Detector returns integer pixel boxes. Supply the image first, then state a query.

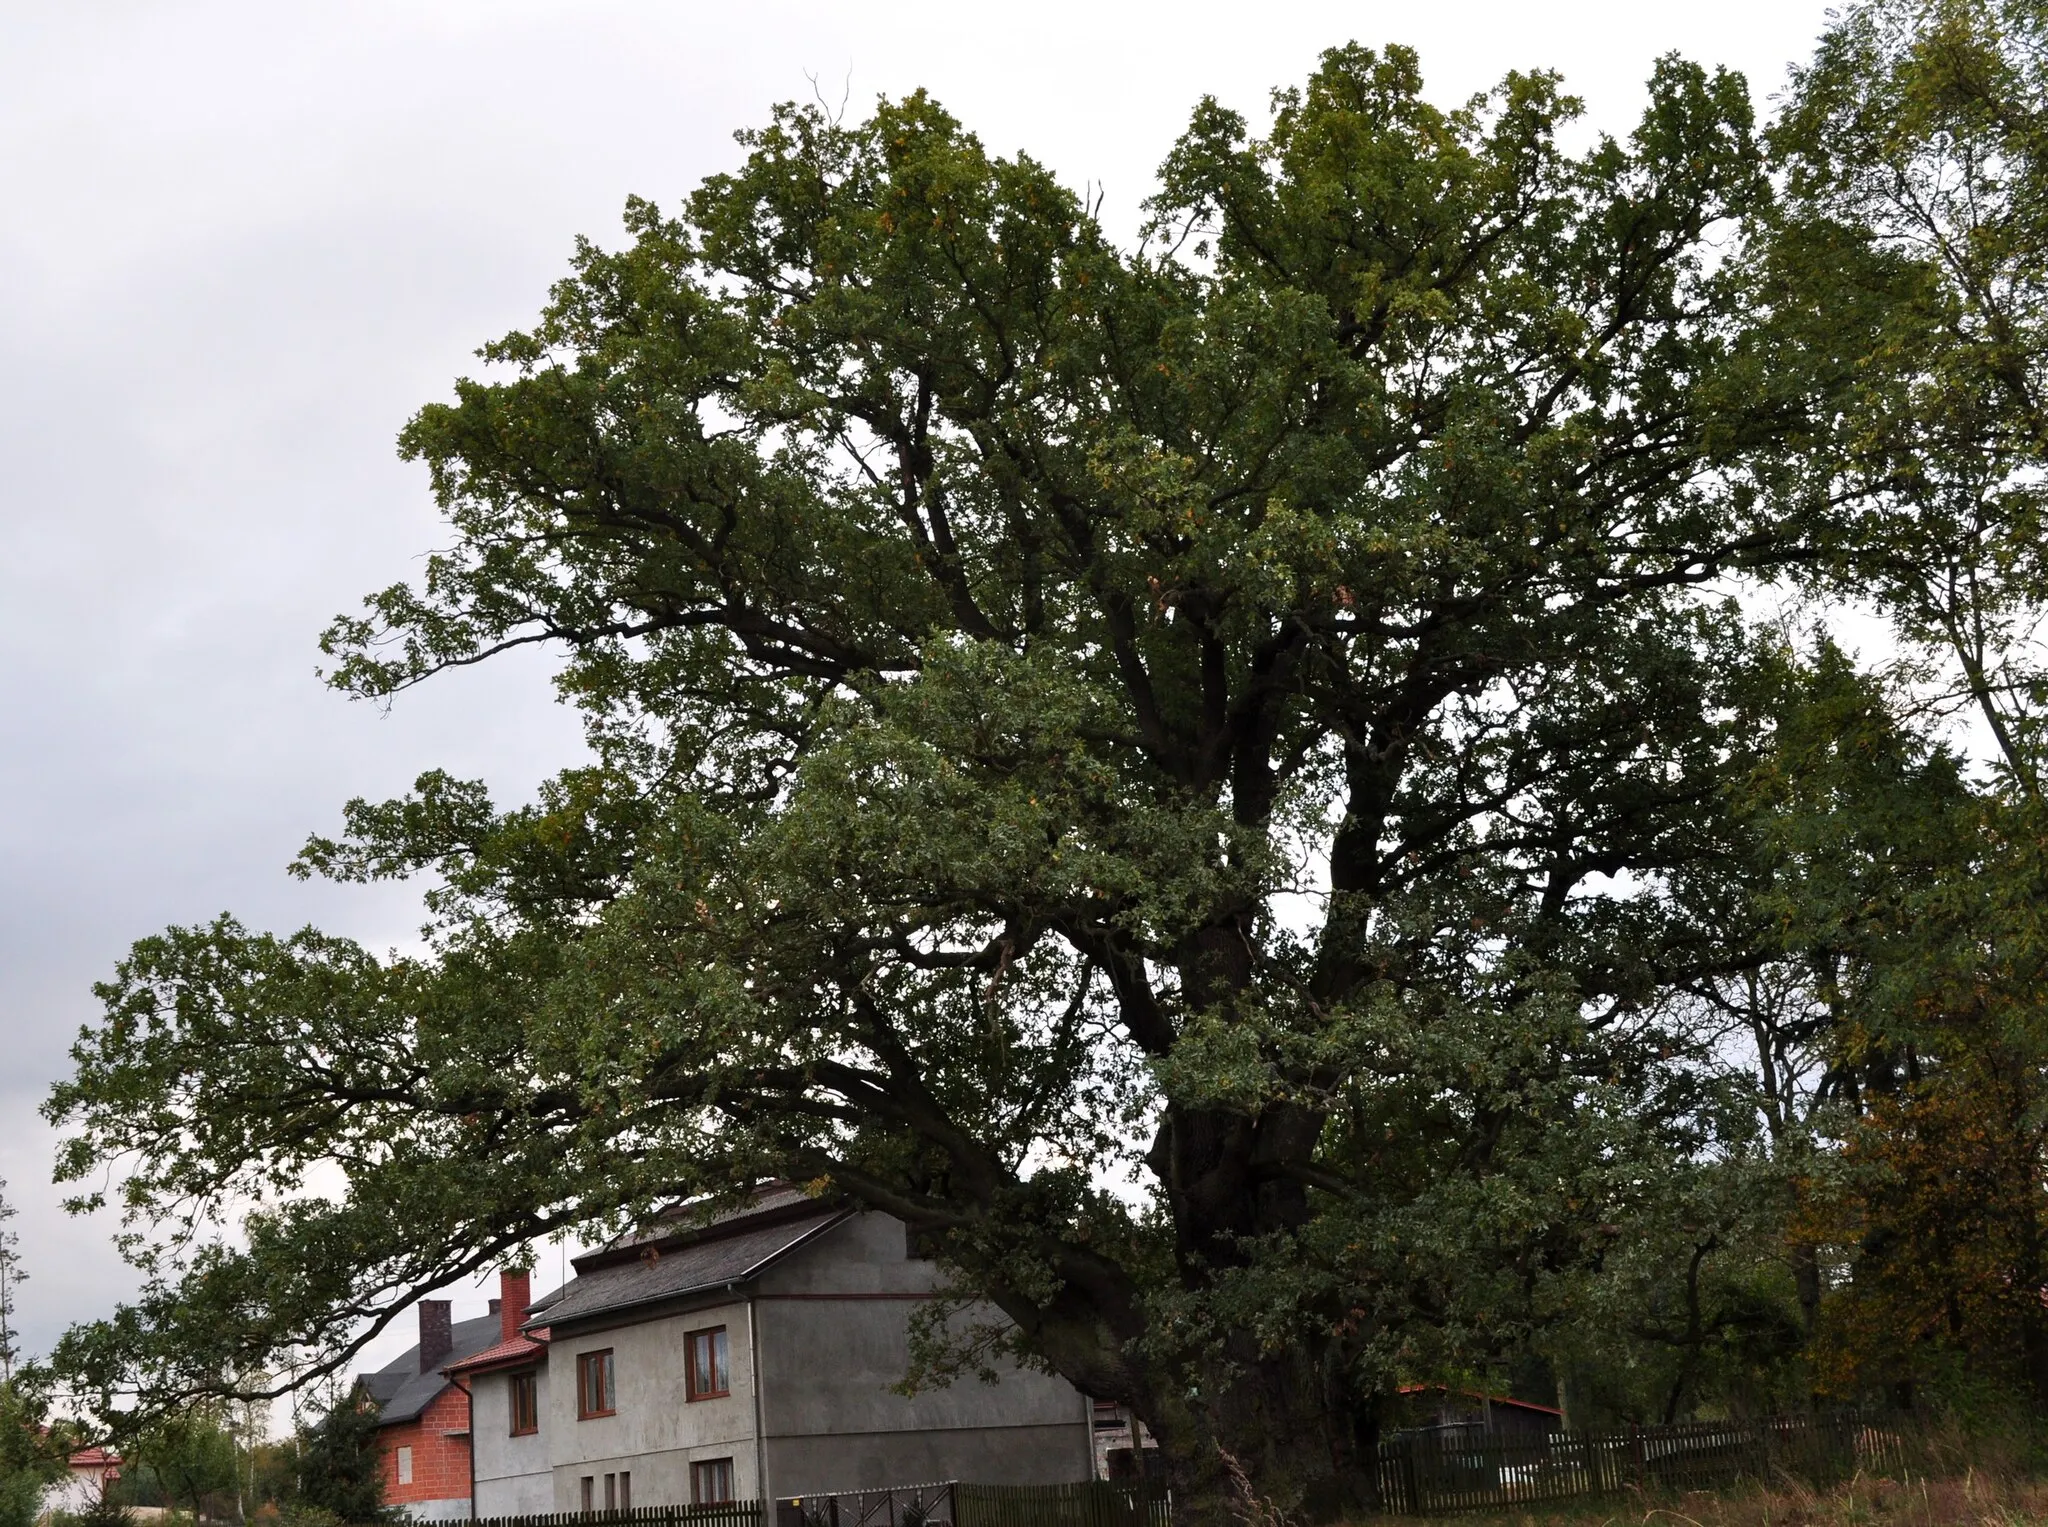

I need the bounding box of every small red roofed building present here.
[42,1446,121,1518]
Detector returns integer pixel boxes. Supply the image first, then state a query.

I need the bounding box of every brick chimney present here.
[418,1299,453,1373]
[499,1269,532,1344]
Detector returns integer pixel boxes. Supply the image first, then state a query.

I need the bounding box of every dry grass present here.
[1360,1469,2048,1527]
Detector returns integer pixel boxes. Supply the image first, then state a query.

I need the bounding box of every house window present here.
[691,1458,735,1505]
[580,1476,594,1513]
[395,1446,413,1486]
[619,1472,631,1511]
[604,1473,617,1510]
[686,1326,729,1400]
[509,1370,538,1435]
[577,1349,615,1418]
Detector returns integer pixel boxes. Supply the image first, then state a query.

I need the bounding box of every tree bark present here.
[1146,1340,1372,1527]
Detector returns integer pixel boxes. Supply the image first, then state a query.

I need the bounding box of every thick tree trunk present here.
[1146,1342,1372,1527]
[1097,919,1380,1522]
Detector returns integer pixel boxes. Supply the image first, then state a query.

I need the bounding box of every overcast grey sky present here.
[0,0,1838,1383]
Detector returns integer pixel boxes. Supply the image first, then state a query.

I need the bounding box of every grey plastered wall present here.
[754,1212,1093,1495]
[469,1365,555,1516]
[547,1296,763,1508]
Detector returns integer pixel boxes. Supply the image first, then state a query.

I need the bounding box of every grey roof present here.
[358,1311,505,1426]
[536,1207,845,1330]
[600,1185,823,1256]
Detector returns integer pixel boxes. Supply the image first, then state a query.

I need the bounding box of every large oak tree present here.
[47,43,1819,1514]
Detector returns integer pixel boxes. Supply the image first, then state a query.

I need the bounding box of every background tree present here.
[1770,0,2048,793]
[1499,641,1954,1427]
[44,36,1864,1517]
[292,1389,387,1527]
[132,1405,243,1525]
[0,1381,68,1527]
[0,1178,24,1384]
[1751,0,2048,1417]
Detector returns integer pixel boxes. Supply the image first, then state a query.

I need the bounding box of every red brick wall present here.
[377,1384,472,1506]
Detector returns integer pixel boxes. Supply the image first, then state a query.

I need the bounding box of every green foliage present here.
[1768,0,2048,790]
[39,37,1814,1509]
[0,1381,66,1483]
[132,1406,241,1522]
[0,1475,41,1527]
[68,1488,138,1527]
[50,6,2048,1512]
[0,1381,67,1527]
[1750,0,2048,1415]
[247,1440,299,1517]
[294,1392,388,1526]
[274,1506,349,1527]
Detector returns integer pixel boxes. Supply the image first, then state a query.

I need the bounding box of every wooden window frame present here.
[576,1348,616,1419]
[685,1325,730,1401]
[691,1458,735,1505]
[508,1369,539,1436]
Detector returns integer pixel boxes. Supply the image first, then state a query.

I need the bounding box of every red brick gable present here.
[376,1382,471,1505]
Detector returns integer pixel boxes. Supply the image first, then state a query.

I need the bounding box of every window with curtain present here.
[577,1349,615,1418]
[509,1370,539,1435]
[686,1326,729,1400]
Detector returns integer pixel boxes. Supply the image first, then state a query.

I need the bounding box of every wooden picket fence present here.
[1375,1411,1914,1515]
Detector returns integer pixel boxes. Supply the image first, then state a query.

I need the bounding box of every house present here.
[1086,1400,1162,1481]
[1391,1385,1563,1444]
[40,1447,120,1519]
[358,1280,536,1520]
[448,1186,1094,1514]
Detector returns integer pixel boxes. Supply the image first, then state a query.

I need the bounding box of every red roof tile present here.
[443,1329,548,1376]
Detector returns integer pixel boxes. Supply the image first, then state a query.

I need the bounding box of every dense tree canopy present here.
[42,2,2048,1515]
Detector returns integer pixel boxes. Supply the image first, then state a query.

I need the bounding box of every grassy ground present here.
[1365,1470,2048,1526]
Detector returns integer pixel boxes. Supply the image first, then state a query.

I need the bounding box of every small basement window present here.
[691,1458,734,1505]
